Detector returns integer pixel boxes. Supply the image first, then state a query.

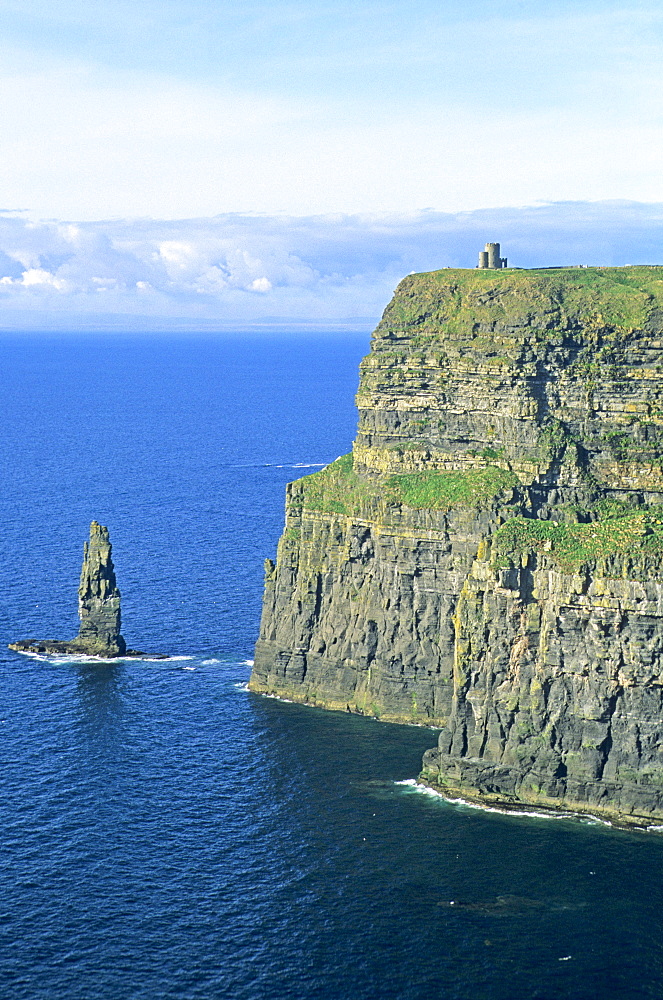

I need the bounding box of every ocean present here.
[1,332,662,1000]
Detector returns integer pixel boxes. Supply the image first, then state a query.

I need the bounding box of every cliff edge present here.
[250,266,663,827]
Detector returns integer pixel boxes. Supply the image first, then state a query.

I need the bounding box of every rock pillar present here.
[8,520,136,658]
[76,521,126,656]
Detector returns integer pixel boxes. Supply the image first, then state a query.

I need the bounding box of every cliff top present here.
[376,265,663,343]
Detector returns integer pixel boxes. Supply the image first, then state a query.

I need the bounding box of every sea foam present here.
[395,779,613,827]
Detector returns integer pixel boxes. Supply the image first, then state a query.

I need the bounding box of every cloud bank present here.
[0,201,662,331]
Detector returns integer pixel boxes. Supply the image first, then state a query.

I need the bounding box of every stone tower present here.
[477,242,507,269]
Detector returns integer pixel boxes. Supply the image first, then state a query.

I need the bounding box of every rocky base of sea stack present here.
[7,639,153,658]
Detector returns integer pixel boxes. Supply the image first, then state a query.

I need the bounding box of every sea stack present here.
[10,521,132,658]
[76,521,126,656]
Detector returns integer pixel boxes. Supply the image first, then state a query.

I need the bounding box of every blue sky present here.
[1,1,662,326]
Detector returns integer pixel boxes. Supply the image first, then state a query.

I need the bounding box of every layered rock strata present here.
[9,521,148,658]
[250,266,663,826]
[421,524,663,827]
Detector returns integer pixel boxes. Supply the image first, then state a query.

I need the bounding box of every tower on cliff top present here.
[477,242,507,269]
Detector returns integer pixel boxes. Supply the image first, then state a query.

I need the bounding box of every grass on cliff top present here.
[377,266,663,342]
[295,454,519,515]
[494,507,663,572]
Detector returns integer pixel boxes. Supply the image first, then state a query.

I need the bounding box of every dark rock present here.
[76,520,126,656]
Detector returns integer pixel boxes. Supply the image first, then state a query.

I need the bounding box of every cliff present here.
[250,265,663,827]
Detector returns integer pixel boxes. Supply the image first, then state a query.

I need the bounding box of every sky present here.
[1,0,663,328]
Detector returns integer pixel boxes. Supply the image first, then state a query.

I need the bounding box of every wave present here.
[17,651,126,665]
[197,657,252,667]
[13,651,56,662]
[13,650,196,665]
[394,779,614,827]
[130,655,194,663]
[263,462,326,469]
[212,461,328,469]
[261,691,297,704]
[39,653,112,665]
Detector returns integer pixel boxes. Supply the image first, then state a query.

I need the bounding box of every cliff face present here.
[354,267,663,493]
[421,531,663,826]
[254,473,516,723]
[250,266,663,826]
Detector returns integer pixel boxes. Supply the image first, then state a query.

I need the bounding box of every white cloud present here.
[20,268,69,290]
[249,277,272,293]
[158,242,199,268]
[0,266,70,291]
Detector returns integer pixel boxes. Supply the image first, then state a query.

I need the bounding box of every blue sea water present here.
[1,332,663,1000]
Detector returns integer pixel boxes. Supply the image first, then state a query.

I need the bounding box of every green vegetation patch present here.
[386,466,520,510]
[376,266,663,346]
[494,508,663,571]
[293,454,520,516]
[294,454,378,516]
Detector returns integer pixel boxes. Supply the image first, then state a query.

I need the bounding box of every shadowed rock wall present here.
[254,483,512,724]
